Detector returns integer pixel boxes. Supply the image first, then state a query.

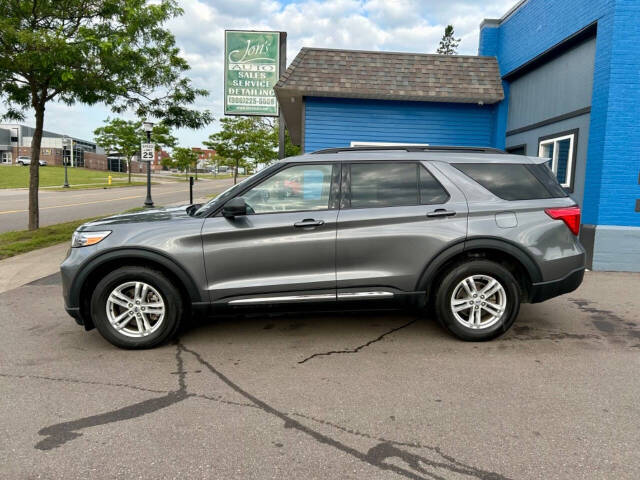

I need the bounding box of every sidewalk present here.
[0,243,68,294]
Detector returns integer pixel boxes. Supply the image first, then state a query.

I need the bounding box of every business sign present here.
[224,30,280,116]
[140,143,155,162]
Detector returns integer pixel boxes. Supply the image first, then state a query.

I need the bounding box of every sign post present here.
[141,127,155,208]
[278,33,286,159]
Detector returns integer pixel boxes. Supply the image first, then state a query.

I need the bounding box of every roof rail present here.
[311,145,506,155]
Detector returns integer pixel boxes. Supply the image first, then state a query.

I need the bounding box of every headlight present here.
[71,230,112,248]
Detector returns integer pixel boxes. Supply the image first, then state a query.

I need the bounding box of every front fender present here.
[65,247,204,311]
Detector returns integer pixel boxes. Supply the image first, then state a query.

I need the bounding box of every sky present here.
[20,0,517,149]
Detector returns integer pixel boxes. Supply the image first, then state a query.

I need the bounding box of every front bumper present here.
[529,267,585,303]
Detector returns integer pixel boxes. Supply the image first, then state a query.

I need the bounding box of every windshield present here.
[193,164,280,217]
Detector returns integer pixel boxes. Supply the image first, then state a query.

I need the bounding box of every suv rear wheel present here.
[435,260,520,341]
[90,266,183,349]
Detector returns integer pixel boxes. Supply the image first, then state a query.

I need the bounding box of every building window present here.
[538,130,577,190]
[506,144,526,155]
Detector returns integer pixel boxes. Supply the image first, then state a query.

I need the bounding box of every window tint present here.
[241,164,333,214]
[526,163,568,198]
[454,163,567,200]
[419,166,449,204]
[350,163,418,208]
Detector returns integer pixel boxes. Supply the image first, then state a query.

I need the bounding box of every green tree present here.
[436,25,461,55]
[204,117,277,184]
[171,147,198,180]
[0,0,212,230]
[161,156,176,170]
[94,119,177,183]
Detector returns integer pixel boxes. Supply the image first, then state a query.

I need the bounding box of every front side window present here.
[241,164,333,214]
[538,132,576,189]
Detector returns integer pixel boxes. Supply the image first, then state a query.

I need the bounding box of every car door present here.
[336,160,468,296]
[201,162,340,304]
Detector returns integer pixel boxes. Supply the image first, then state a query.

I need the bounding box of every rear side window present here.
[350,163,418,208]
[454,163,568,200]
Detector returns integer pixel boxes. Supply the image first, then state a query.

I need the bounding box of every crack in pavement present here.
[181,343,511,480]
[1,373,258,411]
[0,372,170,395]
[34,344,193,450]
[297,318,418,364]
[29,340,510,478]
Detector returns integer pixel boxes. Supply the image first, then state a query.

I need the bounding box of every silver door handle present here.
[294,219,325,228]
[427,209,456,218]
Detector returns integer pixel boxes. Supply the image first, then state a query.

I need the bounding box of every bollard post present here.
[189,176,194,204]
[108,175,112,186]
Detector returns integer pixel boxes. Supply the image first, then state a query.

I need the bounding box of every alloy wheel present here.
[450,274,507,330]
[105,281,165,337]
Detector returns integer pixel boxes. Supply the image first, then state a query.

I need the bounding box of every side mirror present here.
[222,197,247,218]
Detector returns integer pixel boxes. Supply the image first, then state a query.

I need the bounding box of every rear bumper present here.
[529,267,585,303]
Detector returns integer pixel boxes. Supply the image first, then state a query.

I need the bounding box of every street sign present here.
[224,30,281,116]
[140,143,155,162]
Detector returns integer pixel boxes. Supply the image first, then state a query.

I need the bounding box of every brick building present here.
[275,0,640,271]
[191,147,217,169]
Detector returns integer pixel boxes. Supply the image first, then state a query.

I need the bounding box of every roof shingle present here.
[275,48,504,104]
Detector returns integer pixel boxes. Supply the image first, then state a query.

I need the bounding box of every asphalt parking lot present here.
[1,271,639,479]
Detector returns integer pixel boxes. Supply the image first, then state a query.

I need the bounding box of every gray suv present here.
[61,146,585,348]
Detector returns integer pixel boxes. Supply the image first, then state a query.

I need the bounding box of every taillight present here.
[544,206,581,235]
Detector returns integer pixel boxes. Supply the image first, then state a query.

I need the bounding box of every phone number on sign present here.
[227,96,276,106]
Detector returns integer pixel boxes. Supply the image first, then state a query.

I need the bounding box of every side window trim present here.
[418,162,451,205]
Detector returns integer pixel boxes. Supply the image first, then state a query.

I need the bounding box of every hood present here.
[79,205,199,230]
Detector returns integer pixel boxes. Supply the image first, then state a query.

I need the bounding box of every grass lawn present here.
[170,173,246,181]
[0,207,149,260]
[0,217,98,260]
[0,165,133,189]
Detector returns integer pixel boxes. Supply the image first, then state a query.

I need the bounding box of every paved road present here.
[0,178,234,232]
[1,271,639,479]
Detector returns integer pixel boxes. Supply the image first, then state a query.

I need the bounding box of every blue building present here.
[275,0,640,272]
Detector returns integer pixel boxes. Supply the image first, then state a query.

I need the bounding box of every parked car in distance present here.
[16,156,47,166]
[61,145,585,349]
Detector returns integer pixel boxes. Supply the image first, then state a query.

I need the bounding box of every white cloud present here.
[34,0,517,148]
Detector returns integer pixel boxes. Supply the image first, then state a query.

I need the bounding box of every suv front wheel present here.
[435,260,520,341]
[90,266,183,349]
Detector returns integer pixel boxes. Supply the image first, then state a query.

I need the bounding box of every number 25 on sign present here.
[141,143,155,162]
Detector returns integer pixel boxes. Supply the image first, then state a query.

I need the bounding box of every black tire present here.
[434,260,520,341]
[90,266,183,349]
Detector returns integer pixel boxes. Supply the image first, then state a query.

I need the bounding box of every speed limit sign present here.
[141,143,155,162]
